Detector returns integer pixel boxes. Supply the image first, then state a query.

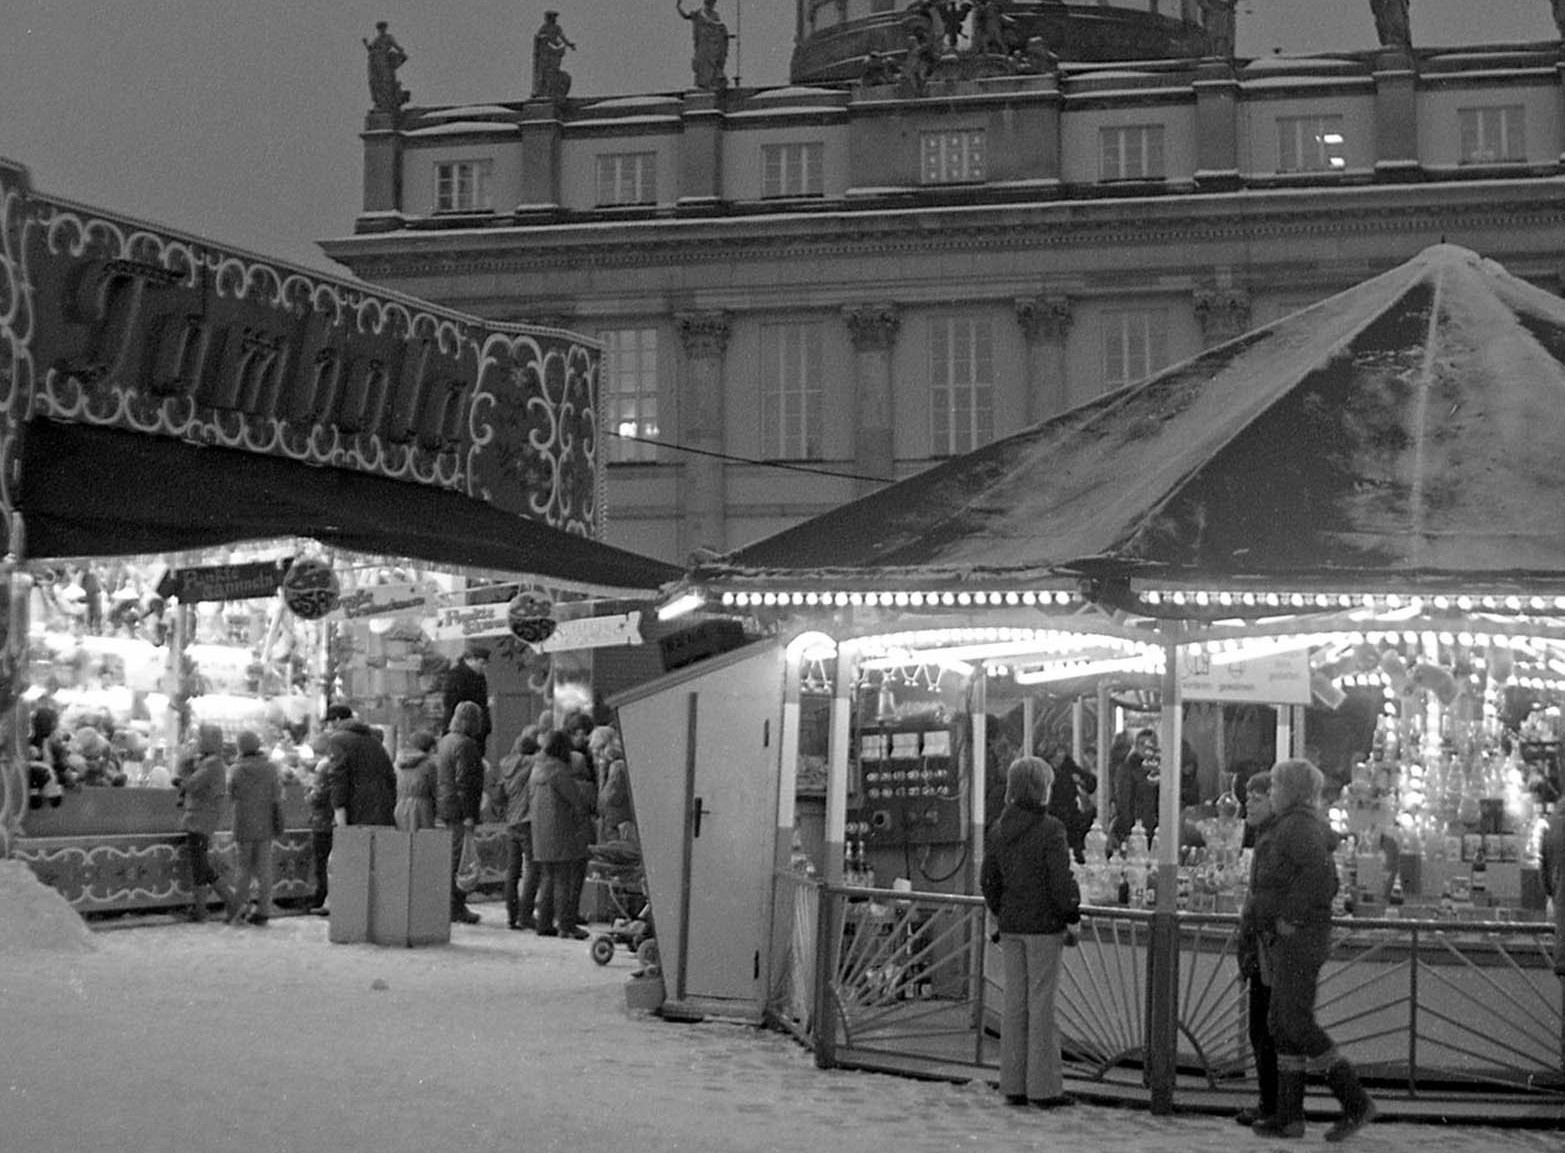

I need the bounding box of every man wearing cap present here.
[443,646,494,762]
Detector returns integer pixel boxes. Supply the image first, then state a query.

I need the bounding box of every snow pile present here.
[0,859,97,954]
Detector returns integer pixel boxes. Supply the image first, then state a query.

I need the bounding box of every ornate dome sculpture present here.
[791,0,1209,84]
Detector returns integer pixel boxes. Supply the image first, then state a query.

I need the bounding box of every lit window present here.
[760,324,824,460]
[1458,106,1525,165]
[1102,309,1169,388]
[598,328,660,463]
[930,318,994,456]
[762,142,824,198]
[595,153,658,206]
[1099,125,1166,181]
[434,160,493,212]
[1276,116,1346,174]
[921,130,986,184]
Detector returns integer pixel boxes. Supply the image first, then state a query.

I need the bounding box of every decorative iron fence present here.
[766,874,1565,1116]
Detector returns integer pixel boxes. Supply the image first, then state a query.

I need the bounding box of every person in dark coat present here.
[1112,728,1161,847]
[436,701,487,924]
[176,723,239,923]
[393,729,439,832]
[325,704,397,828]
[304,723,339,914]
[1541,805,1565,976]
[227,729,284,925]
[980,756,1081,1109]
[1233,771,1277,1127]
[441,645,493,761]
[490,727,541,930]
[1247,758,1375,1142]
[1042,745,1098,862]
[529,728,592,939]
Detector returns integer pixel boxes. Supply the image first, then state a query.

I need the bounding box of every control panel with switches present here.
[851,724,965,845]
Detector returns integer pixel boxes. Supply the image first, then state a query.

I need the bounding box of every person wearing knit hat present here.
[228,729,285,925]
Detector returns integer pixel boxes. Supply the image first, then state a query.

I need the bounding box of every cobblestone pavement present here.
[1,909,1559,1153]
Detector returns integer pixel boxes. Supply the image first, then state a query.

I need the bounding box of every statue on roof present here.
[1552,0,1565,41]
[1369,0,1411,49]
[532,10,576,99]
[364,21,411,113]
[677,0,732,91]
[1198,0,1237,59]
[971,0,1016,56]
[933,2,973,50]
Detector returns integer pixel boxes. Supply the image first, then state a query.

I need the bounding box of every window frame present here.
[1275,115,1346,175]
[761,141,825,199]
[1458,104,1526,166]
[433,159,493,213]
[928,316,996,457]
[595,152,659,206]
[1101,308,1170,390]
[598,327,661,464]
[759,322,825,461]
[1098,123,1166,182]
[920,129,987,185]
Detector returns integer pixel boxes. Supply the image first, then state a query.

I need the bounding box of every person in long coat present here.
[490,728,542,929]
[227,729,284,925]
[1247,758,1375,1141]
[324,705,397,828]
[436,701,487,924]
[393,729,439,832]
[529,728,592,939]
[176,724,239,923]
[980,756,1082,1109]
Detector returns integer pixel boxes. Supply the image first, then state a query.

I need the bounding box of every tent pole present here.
[824,642,857,885]
[1147,635,1182,1114]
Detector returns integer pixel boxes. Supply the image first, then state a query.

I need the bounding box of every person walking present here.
[491,728,542,930]
[393,730,439,832]
[227,729,284,926]
[980,755,1082,1109]
[176,724,239,923]
[530,728,592,939]
[436,701,487,924]
[1233,770,1278,1127]
[1248,758,1375,1142]
[324,704,397,829]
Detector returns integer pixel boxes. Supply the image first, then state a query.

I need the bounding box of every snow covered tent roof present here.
[697,245,1565,596]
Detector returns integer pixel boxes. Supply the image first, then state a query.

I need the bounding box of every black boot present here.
[188,884,211,923]
[1252,1059,1305,1138]
[1323,1058,1376,1142]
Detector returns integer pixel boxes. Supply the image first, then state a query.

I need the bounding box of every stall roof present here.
[17,420,682,596]
[698,245,1565,595]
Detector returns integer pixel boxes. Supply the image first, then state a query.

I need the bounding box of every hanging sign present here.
[155,559,290,604]
[328,582,437,622]
[426,602,512,642]
[1179,647,1312,706]
[536,611,643,653]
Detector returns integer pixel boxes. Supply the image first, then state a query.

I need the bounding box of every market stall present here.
[615,245,1565,1096]
[0,159,680,913]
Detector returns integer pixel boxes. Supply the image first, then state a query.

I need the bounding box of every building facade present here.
[322,3,1565,566]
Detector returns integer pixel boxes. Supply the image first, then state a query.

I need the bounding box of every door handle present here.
[693,795,711,837]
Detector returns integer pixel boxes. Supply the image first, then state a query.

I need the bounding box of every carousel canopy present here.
[699,245,1565,596]
[17,420,682,595]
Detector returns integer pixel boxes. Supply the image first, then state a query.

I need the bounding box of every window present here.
[760,323,824,460]
[1459,106,1525,165]
[1276,116,1345,174]
[598,328,660,463]
[1099,124,1165,181]
[921,130,986,184]
[930,318,994,456]
[761,142,824,198]
[1102,309,1169,388]
[434,160,492,212]
[595,152,658,205]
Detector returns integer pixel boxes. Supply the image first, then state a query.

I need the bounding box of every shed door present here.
[678,676,779,1004]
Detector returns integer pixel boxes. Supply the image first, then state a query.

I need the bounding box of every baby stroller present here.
[585,832,657,969]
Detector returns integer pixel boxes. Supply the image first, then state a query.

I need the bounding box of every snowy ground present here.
[0,860,1560,1153]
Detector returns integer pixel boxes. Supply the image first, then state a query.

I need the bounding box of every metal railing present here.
[766,873,1565,1114]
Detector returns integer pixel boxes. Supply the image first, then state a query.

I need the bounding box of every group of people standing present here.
[176,724,286,926]
[981,753,1375,1140]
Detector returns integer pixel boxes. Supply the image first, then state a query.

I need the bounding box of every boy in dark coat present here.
[324,705,397,828]
[436,701,487,924]
[228,729,284,925]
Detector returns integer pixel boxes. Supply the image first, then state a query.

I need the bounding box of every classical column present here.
[674,310,731,559]
[1193,286,1252,349]
[843,303,900,497]
[1014,295,1072,423]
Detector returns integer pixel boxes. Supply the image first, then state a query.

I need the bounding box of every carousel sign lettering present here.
[155,560,290,604]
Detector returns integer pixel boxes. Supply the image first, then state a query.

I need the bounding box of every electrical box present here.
[852,723,965,845]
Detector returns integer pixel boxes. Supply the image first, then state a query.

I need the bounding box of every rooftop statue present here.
[1370,0,1411,49]
[1198,0,1237,59]
[933,2,973,50]
[532,10,576,99]
[971,0,1016,56]
[364,20,411,113]
[1554,0,1565,41]
[677,0,732,91]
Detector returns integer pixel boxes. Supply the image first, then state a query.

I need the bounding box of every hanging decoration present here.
[280,557,341,620]
[506,590,556,644]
